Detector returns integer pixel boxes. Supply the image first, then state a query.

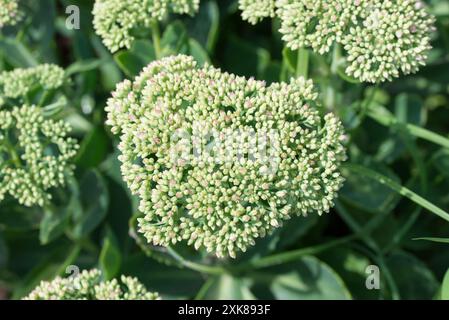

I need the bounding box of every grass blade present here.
[343,164,449,223]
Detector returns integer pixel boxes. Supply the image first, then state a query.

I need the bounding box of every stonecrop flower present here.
[240,0,434,83]
[106,55,346,258]
[0,105,78,207]
[24,269,160,300]
[93,0,200,53]
[0,64,65,103]
[239,0,276,25]
[0,0,22,28]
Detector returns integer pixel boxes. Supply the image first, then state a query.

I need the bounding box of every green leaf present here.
[188,39,210,66]
[99,227,122,280]
[367,105,449,150]
[203,275,256,300]
[72,170,109,238]
[282,47,296,72]
[75,126,110,169]
[343,163,449,223]
[394,94,425,126]
[65,59,105,76]
[386,251,438,299]
[114,51,146,78]
[442,268,449,300]
[413,237,449,244]
[39,207,70,245]
[340,160,400,214]
[0,38,38,67]
[250,258,351,300]
[185,0,220,53]
[161,21,189,56]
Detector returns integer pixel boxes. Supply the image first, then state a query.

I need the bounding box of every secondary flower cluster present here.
[93,0,200,53]
[0,64,65,104]
[106,55,346,258]
[240,0,435,83]
[0,0,22,28]
[0,105,78,207]
[24,269,160,300]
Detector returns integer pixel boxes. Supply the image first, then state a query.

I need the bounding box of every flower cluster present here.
[240,0,434,83]
[106,55,346,258]
[0,105,78,207]
[238,0,276,25]
[0,0,22,28]
[93,0,200,53]
[0,64,65,104]
[24,269,160,300]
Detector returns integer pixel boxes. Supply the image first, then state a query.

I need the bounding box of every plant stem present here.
[296,48,309,79]
[151,20,162,59]
[343,163,449,223]
[166,246,226,275]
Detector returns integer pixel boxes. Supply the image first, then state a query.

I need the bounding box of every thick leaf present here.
[0,38,38,67]
[203,275,256,300]
[442,268,449,300]
[394,94,426,126]
[185,0,220,53]
[39,207,70,245]
[386,251,438,299]
[340,160,400,214]
[75,126,110,169]
[0,205,41,231]
[249,258,351,300]
[161,21,189,56]
[99,227,122,280]
[72,170,109,238]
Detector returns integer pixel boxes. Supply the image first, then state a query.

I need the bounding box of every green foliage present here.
[0,0,448,300]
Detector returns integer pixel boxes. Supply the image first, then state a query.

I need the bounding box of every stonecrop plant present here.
[93,0,200,52]
[106,54,347,258]
[0,0,22,28]
[1,0,449,302]
[24,269,159,300]
[0,64,77,207]
[240,0,435,83]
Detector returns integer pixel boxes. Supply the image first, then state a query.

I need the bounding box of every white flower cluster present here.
[93,0,200,53]
[106,55,346,258]
[238,0,276,25]
[240,0,435,83]
[24,269,160,300]
[0,0,22,28]
[0,105,78,207]
[0,64,65,104]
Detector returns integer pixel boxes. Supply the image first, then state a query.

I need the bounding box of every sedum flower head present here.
[0,64,65,103]
[106,55,346,258]
[239,0,276,25]
[341,0,435,83]
[24,269,160,300]
[93,0,200,53]
[0,0,22,28]
[0,105,78,207]
[242,0,434,83]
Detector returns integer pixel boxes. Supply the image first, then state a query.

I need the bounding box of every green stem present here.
[367,107,449,149]
[166,246,226,275]
[151,20,162,59]
[343,163,449,223]
[296,48,309,79]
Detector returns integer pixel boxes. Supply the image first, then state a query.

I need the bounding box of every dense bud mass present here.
[0,105,78,207]
[240,0,435,83]
[93,0,200,53]
[24,269,160,300]
[0,0,22,28]
[0,64,65,103]
[106,55,346,258]
[238,0,276,25]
